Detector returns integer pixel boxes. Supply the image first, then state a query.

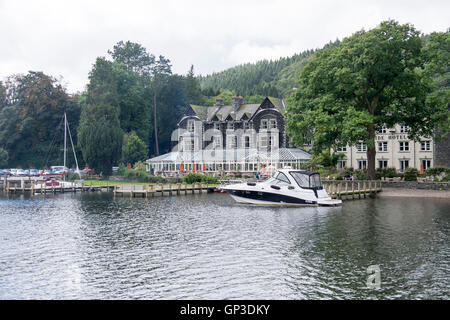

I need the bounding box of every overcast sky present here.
[0,0,448,93]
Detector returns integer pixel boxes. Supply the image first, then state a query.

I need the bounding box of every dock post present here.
[363,181,367,198]
[358,182,361,199]
[337,182,341,199]
[351,182,354,199]
[31,181,35,195]
[345,182,348,200]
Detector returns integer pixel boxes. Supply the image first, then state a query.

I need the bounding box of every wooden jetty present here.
[0,177,214,197]
[113,182,213,198]
[322,180,382,200]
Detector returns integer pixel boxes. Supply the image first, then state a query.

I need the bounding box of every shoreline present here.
[378,187,450,199]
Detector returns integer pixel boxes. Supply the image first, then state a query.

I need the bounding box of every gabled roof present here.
[186,97,285,123]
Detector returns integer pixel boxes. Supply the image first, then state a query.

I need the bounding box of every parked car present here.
[0,169,7,176]
[16,169,26,176]
[82,168,95,175]
[29,169,39,176]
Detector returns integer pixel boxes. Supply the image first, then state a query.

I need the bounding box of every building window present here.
[378,142,388,152]
[227,122,234,130]
[214,122,220,131]
[420,141,431,151]
[378,160,388,168]
[400,125,409,133]
[337,146,347,152]
[213,136,221,149]
[421,159,431,170]
[338,160,347,169]
[261,119,268,130]
[184,139,194,151]
[269,119,277,129]
[228,135,237,148]
[357,142,367,152]
[188,120,195,133]
[243,121,251,130]
[378,125,387,134]
[399,141,409,152]
[400,160,409,171]
[358,160,367,170]
[244,136,250,148]
[260,136,268,149]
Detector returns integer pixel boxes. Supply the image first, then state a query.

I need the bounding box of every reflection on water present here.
[0,192,448,299]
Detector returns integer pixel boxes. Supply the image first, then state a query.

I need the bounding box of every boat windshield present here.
[290,171,322,189]
[265,172,291,186]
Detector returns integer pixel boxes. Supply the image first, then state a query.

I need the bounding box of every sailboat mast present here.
[64,113,67,181]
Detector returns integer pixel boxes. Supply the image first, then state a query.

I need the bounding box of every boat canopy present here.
[289,171,322,189]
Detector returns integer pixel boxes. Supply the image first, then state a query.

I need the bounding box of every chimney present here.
[232,96,244,110]
[214,98,224,107]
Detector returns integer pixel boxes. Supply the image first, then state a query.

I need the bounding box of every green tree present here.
[78,58,123,176]
[0,147,8,167]
[185,65,203,104]
[151,55,172,156]
[287,20,448,179]
[0,72,79,168]
[122,132,148,166]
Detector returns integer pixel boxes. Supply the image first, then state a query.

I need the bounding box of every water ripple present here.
[0,193,449,299]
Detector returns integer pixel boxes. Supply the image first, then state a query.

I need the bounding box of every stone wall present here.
[434,132,450,167]
[381,181,449,190]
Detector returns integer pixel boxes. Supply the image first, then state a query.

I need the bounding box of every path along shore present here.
[379,188,450,199]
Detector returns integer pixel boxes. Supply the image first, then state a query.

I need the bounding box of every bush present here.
[426,166,450,176]
[404,168,418,181]
[182,173,218,184]
[117,168,165,183]
[355,169,367,180]
[134,161,147,172]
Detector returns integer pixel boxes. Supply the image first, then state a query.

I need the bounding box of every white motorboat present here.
[220,169,342,207]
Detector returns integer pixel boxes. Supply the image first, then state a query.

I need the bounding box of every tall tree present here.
[108,40,155,75]
[286,20,448,179]
[151,55,172,156]
[185,65,203,104]
[77,58,123,176]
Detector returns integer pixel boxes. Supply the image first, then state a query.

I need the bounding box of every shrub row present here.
[182,173,218,184]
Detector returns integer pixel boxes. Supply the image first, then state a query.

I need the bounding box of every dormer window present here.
[400,125,409,133]
[261,119,268,130]
[243,121,251,130]
[214,122,220,131]
[227,122,234,130]
[269,119,277,129]
[188,120,195,133]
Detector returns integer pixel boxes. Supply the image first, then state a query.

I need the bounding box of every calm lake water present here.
[0,192,449,300]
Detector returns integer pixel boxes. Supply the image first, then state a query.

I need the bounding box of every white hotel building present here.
[333,125,434,171]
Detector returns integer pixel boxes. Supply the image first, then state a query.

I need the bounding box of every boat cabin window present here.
[274,172,290,185]
[289,171,322,189]
[266,172,291,186]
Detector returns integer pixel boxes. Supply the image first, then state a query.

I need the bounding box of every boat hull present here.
[225,189,320,206]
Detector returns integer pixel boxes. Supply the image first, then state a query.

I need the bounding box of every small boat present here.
[220,169,342,207]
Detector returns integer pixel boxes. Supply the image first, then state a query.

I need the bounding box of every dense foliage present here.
[122,132,149,166]
[199,40,339,98]
[0,73,81,168]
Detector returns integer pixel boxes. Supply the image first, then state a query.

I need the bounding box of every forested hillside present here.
[198,40,340,98]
